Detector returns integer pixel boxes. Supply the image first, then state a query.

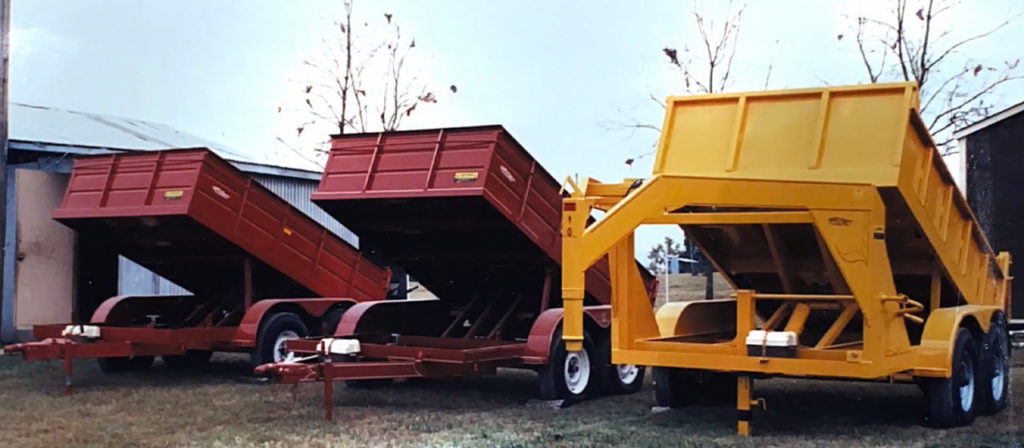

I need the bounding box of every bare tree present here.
[608,2,748,169]
[847,0,1022,152]
[277,1,442,166]
[662,3,746,95]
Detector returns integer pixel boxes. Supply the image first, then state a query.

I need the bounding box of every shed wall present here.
[964,111,1024,319]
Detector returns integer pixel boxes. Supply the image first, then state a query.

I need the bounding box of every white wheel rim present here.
[563,350,591,395]
[992,349,1007,401]
[959,356,975,412]
[273,330,300,363]
[616,364,640,385]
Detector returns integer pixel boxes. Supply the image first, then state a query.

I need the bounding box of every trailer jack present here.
[735,376,766,436]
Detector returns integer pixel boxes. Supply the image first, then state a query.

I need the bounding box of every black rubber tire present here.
[320,305,350,337]
[653,367,686,407]
[97,355,155,373]
[538,328,596,400]
[924,327,979,428]
[978,314,1010,415]
[594,332,645,395]
[250,312,308,367]
[653,368,734,407]
[162,350,214,368]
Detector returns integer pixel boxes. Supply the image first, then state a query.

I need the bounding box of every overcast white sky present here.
[10,0,1024,253]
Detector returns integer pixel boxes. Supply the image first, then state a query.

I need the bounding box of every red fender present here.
[90,295,199,324]
[90,295,140,323]
[234,298,357,346]
[522,305,610,365]
[334,299,450,337]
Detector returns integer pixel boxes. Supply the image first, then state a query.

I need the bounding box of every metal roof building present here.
[1,103,355,341]
[955,100,1024,325]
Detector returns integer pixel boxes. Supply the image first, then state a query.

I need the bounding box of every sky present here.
[10,0,1024,256]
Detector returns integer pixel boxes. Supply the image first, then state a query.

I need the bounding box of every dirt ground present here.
[0,351,1021,448]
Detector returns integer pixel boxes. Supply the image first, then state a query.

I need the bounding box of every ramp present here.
[54,148,390,302]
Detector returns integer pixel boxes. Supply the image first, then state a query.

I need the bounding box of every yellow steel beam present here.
[762,302,792,331]
[753,294,856,301]
[580,178,643,197]
[783,303,811,335]
[737,376,753,436]
[814,302,859,349]
[620,343,919,378]
[735,290,755,346]
[644,211,814,225]
[575,176,877,272]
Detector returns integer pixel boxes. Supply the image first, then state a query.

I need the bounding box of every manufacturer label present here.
[828,216,852,226]
[212,185,231,200]
[454,172,479,183]
[499,165,516,183]
[163,190,184,200]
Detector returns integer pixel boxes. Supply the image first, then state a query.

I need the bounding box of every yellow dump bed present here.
[654,82,1008,310]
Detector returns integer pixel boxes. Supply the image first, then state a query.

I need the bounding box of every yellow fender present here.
[915,305,1000,377]
[655,299,737,338]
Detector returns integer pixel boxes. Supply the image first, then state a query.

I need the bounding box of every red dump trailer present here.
[256,126,657,419]
[3,149,390,392]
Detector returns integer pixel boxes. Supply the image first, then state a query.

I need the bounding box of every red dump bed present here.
[314,126,644,307]
[54,148,390,301]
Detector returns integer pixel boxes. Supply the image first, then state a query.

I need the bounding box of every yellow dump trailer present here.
[560,82,1012,435]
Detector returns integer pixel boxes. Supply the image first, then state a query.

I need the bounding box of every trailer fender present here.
[90,295,201,324]
[235,298,357,347]
[334,300,451,337]
[655,299,736,338]
[916,305,999,377]
[523,306,610,365]
[90,296,141,324]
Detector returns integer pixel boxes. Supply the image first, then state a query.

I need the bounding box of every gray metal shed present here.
[1,103,354,341]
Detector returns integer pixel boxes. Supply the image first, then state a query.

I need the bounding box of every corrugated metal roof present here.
[252,174,358,246]
[7,102,322,175]
[7,102,359,245]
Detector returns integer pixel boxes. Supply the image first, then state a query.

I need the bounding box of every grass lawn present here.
[0,350,1021,447]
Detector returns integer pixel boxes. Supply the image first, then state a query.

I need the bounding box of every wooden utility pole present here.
[0,0,10,328]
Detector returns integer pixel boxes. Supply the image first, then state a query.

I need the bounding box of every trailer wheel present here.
[924,327,978,428]
[162,350,213,368]
[319,305,351,337]
[653,367,687,407]
[539,329,595,400]
[595,333,645,394]
[653,368,734,407]
[978,314,1010,415]
[251,312,308,367]
[97,355,155,373]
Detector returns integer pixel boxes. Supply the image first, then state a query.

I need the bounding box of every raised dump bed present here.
[55,148,388,301]
[313,125,614,307]
[561,82,1012,435]
[258,126,656,419]
[5,149,391,389]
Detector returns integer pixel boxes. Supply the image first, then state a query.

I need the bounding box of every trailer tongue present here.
[3,149,390,391]
[255,126,656,419]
